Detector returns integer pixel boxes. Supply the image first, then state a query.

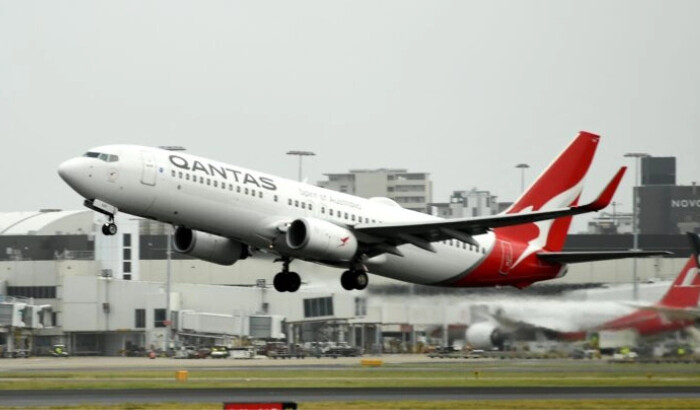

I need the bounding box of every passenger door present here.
[140,151,157,186]
[498,240,513,276]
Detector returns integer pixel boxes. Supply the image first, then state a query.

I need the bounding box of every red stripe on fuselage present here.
[450,235,562,288]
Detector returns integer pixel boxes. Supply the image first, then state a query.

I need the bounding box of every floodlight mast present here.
[286,150,316,182]
[624,152,650,301]
[515,163,530,193]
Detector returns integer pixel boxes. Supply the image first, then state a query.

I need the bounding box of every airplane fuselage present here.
[59,145,565,287]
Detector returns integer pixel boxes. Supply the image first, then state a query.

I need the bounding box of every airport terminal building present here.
[0,211,404,356]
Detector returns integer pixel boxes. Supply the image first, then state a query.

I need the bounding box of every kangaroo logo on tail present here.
[496,132,600,268]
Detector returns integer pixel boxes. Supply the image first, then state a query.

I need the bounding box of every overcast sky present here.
[1,0,699,232]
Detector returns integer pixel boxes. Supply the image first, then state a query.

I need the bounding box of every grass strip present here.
[0,368,698,389]
[2,399,700,409]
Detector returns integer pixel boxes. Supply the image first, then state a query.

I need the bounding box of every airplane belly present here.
[366,233,495,285]
[367,246,482,284]
[169,192,255,237]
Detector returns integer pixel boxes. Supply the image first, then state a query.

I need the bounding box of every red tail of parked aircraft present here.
[602,233,700,335]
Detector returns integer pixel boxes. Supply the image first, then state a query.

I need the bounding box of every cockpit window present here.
[84,152,119,162]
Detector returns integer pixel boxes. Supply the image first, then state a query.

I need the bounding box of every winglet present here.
[584,166,626,211]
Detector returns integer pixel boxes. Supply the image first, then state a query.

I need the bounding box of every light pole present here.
[610,201,622,230]
[624,152,649,300]
[164,224,172,355]
[286,150,316,182]
[515,163,530,193]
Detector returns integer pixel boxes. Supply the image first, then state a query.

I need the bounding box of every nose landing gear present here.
[84,199,119,236]
[101,221,118,236]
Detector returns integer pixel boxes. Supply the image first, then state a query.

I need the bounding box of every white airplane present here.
[466,233,700,349]
[58,131,668,292]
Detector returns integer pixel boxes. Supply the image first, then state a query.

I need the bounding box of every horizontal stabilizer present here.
[538,250,673,264]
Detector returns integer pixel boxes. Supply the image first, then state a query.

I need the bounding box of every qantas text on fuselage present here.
[168,155,277,191]
[58,132,669,292]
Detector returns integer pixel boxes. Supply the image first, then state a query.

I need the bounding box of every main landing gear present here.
[341,269,369,291]
[273,258,301,293]
[271,258,369,292]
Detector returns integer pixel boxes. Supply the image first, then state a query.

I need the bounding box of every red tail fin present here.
[657,233,700,308]
[497,131,600,251]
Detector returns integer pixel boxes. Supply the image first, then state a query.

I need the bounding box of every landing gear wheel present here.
[287,272,301,292]
[273,271,301,292]
[273,272,288,292]
[354,271,369,290]
[101,223,118,236]
[341,270,356,291]
[341,270,369,290]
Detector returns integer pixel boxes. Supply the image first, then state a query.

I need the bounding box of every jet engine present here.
[466,322,506,350]
[173,227,247,266]
[286,217,358,261]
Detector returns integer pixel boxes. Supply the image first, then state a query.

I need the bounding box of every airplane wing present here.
[537,250,673,264]
[354,167,626,256]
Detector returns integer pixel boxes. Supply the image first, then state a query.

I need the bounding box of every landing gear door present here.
[498,241,513,276]
[140,151,157,186]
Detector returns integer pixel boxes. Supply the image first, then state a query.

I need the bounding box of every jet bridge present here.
[0,297,53,357]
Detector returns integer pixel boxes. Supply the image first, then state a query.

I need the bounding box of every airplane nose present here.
[58,158,82,183]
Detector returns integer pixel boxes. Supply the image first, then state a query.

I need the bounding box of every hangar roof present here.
[0,210,93,235]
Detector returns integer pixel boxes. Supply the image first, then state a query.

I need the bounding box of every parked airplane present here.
[58,131,667,292]
[466,233,700,349]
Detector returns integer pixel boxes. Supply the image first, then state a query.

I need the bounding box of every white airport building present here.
[318,169,433,213]
[0,209,687,357]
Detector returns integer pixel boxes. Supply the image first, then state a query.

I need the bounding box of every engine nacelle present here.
[466,322,505,350]
[173,227,247,266]
[286,217,358,262]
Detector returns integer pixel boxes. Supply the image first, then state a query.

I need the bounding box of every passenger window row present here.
[319,206,377,224]
[287,198,313,211]
[440,239,485,254]
[171,170,264,199]
[170,168,386,225]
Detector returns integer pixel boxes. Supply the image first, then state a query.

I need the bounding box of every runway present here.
[1,356,698,406]
[0,355,447,372]
[1,386,699,407]
[4,355,700,373]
